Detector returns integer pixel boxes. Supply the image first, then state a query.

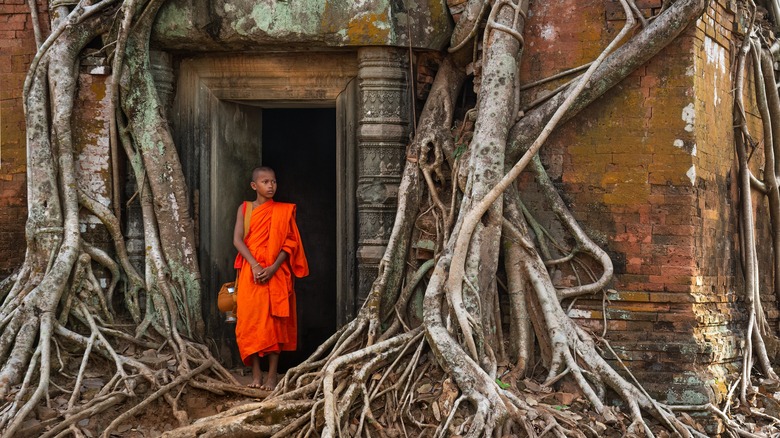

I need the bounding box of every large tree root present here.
[0,0,251,436]
[7,0,780,436]
[160,2,729,437]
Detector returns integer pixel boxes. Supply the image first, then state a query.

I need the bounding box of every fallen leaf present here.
[417,383,432,393]
[36,405,58,421]
[495,378,510,389]
[438,378,459,411]
[53,395,69,408]
[82,378,105,389]
[680,412,705,433]
[20,419,41,432]
[554,391,578,406]
[760,378,780,393]
[523,379,543,392]
[432,401,441,421]
[84,369,103,378]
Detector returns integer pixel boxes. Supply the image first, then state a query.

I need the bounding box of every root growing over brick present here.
[3,0,780,436]
[0,1,252,437]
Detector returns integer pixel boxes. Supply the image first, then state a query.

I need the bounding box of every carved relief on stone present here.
[358,142,405,177]
[357,48,409,124]
[357,207,397,244]
[355,47,411,300]
[149,50,175,121]
[361,88,404,122]
[356,179,400,206]
[357,265,379,304]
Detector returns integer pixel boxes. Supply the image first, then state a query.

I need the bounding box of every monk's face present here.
[252,170,277,200]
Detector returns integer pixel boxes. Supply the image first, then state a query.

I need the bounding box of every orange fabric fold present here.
[234,200,309,365]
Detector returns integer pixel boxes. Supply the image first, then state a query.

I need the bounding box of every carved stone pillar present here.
[149,50,175,121]
[356,47,410,304]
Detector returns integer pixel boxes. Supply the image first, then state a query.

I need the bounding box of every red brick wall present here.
[689,1,749,399]
[74,67,115,257]
[517,0,745,407]
[0,0,48,277]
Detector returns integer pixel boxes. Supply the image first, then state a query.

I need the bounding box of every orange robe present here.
[234,200,308,365]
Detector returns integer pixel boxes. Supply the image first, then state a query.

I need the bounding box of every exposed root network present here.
[5,0,780,437]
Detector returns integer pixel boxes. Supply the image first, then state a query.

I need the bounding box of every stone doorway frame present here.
[171,52,359,334]
[170,48,411,337]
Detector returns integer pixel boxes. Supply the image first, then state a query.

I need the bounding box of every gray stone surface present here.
[152,0,452,51]
[356,47,410,304]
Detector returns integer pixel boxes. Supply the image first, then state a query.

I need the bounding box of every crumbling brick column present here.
[517,0,751,419]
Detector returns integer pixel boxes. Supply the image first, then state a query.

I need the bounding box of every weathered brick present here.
[652,224,696,236]
[0,0,38,277]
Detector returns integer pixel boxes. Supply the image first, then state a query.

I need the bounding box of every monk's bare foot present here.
[249,357,263,389]
[260,373,277,391]
[247,370,263,388]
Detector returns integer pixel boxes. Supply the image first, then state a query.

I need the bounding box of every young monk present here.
[233,166,309,390]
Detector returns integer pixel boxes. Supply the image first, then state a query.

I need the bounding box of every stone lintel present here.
[178,53,359,103]
[152,0,452,52]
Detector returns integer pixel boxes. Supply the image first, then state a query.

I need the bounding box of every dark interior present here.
[262,108,338,369]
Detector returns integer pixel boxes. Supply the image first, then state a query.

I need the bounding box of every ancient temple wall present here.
[0,0,114,277]
[151,0,452,52]
[72,66,115,258]
[517,0,758,409]
[688,1,748,401]
[0,2,769,415]
[0,0,49,276]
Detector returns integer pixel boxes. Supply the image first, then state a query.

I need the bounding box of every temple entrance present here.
[170,53,360,366]
[261,108,338,367]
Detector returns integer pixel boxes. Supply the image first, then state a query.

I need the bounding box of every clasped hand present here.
[251,264,277,283]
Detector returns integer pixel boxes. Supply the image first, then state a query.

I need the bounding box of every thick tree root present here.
[0,0,248,435]
[7,0,780,436]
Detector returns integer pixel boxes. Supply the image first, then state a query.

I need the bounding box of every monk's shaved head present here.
[252,166,275,181]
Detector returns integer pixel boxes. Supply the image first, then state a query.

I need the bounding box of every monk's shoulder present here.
[272,202,297,220]
[272,202,297,211]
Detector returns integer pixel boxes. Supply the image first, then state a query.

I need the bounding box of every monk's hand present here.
[251,264,264,283]
[257,265,279,283]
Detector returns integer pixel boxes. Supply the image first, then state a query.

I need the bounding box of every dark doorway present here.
[262,108,338,368]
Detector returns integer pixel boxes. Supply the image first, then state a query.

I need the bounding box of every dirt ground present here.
[106,369,260,438]
[16,357,267,438]
[14,345,780,437]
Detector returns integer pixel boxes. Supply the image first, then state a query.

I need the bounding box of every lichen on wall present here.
[233,0,325,38]
[74,71,113,226]
[152,0,452,51]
